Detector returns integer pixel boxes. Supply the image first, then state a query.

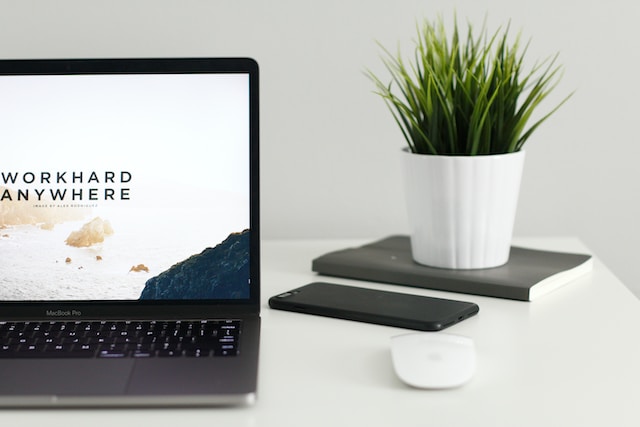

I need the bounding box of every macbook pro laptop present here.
[0,57,260,407]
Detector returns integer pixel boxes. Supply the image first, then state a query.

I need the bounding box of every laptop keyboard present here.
[0,320,241,359]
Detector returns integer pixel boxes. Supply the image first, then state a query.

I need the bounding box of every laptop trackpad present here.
[0,359,135,395]
[127,358,247,395]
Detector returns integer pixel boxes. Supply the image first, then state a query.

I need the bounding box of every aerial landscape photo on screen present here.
[0,73,250,301]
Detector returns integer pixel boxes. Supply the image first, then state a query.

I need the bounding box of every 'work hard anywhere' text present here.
[0,171,132,202]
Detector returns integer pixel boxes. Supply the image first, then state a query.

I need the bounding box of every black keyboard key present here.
[133,350,155,358]
[4,351,95,359]
[98,349,130,358]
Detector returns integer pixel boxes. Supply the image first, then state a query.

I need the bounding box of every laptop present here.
[0,57,260,407]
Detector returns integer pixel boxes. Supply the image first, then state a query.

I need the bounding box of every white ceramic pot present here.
[402,149,526,269]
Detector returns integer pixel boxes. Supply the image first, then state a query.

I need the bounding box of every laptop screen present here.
[0,59,258,306]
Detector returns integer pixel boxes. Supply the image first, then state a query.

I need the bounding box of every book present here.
[311,235,593,301]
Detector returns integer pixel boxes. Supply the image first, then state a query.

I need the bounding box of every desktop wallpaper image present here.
[0,73,251,301]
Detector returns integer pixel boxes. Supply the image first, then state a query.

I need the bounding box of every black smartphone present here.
[268,282,479,331]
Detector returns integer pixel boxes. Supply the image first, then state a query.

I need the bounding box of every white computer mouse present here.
[390,332,476,389]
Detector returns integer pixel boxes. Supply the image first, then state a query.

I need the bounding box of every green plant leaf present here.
[367,14,572,155]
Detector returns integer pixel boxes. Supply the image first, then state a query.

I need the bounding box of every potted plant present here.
[368,15,572,269]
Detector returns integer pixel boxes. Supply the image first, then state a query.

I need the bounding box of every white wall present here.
[1,0,638,297]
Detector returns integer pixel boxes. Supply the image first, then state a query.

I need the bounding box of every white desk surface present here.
[2,237,640,427]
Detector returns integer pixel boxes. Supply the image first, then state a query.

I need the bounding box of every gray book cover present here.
[311,236,593,301]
